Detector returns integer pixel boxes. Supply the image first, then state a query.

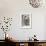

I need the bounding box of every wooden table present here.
[13,40,46,46]
[5,39,46,46]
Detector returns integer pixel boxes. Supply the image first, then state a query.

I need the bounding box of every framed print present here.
[21,13,32,29]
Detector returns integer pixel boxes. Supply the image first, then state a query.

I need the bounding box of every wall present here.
[0,0,46,40]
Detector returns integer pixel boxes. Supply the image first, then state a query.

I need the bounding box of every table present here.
[5,39,46,46]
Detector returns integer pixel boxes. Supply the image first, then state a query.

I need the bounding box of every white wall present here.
[44,15,46,40]
[0,0,46,40]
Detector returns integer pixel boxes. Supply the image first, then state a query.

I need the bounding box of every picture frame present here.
[20,13,32,29]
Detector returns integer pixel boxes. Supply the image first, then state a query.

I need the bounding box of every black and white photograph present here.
[22,15,30,26]
[21,14,32,28]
